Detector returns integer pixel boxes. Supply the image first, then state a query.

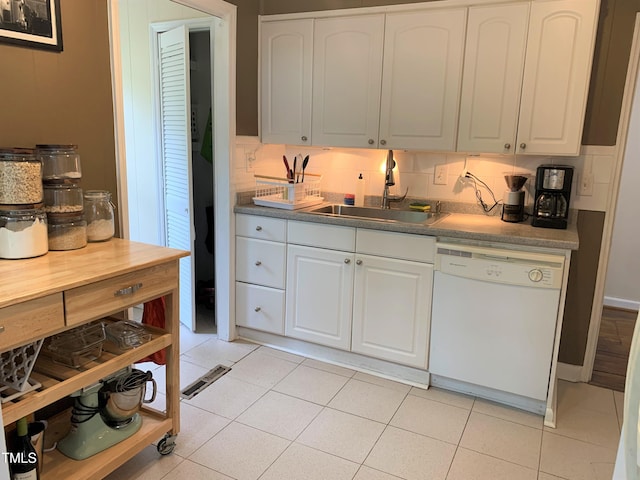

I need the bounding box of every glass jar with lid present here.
[43,183,83,213]
[0,206,48,259]
[0,148,43,205]
[36,144,82,182]
[47,213,87,251]
[84,190,115,242]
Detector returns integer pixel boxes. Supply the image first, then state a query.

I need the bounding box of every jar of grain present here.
[47,213,87,251]
[37,144,82,182]
[84,190,115,242]
[0,148,43,205]
[0,206,48,259]
[43,183,83,213]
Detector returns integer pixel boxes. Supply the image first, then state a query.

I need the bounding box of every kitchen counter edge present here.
[234,204,579,251]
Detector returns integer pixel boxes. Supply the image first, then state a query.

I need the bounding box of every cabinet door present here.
[457,3,529,154]
[286,245,354,350]
[379,8,466,151]
[516,0,598,155]
[352,254,433,368]
[260,19,313,146]
[312,14,384,148]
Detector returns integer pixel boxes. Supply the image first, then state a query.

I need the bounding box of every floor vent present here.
[180,364,231,400]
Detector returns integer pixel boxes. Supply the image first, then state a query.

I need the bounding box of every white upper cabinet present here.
[457,3,529,154]
[312,15,385,148]
[516,0,599,155]
[379,8,467,151]
[260,19,313,146]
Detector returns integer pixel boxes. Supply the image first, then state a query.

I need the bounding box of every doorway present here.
[189,30,216,333]
[109,0,236,341]
[584,14,640,384]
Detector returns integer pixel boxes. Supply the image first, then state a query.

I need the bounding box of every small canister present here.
[0,206,48,259]
[43,183,83,213]
[47,213,87,251]
[84,190,115,242]
[36,144,82,182]
[0,148,43,205]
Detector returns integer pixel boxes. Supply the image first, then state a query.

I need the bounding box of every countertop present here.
[234,203,579,251]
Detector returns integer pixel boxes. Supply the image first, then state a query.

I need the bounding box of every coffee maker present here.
[502,174,528,222]
[531,165,573,229]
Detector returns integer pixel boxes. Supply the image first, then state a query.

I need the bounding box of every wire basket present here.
[253,173,323,210]
[0,339,44,392]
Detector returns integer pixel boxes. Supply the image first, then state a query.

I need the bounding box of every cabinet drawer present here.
[65,262,179,326]
[356,229,435,263]
[0,294,64,352]
[288,220,355,251]
[236,237,286,289]
[236,214,287,242]
[236,282,285,334]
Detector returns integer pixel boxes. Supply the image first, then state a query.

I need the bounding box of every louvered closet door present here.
[159,25,195,329]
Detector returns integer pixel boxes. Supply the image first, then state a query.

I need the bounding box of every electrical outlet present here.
[579,172,594,196]
[434,164,448,185]
[245,148,256,172]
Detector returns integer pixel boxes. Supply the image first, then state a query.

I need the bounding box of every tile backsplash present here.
[235,137,615,213]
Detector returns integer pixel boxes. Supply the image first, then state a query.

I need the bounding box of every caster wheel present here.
[157,437,176,455]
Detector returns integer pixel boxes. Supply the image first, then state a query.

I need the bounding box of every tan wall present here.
[0,0,117,222]
[583,0,640,146]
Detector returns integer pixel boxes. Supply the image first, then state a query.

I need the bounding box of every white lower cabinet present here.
[236,215,435,369]
[351,254,433,368]
[285,244,355,350]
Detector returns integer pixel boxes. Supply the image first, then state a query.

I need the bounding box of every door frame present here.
[108,0,237,341]
[582,14,640,380]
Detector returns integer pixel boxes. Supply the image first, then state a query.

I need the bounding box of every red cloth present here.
[139,296,166,365]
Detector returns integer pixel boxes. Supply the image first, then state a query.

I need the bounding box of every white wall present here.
[235,139,615,214]
[604,66,640,310]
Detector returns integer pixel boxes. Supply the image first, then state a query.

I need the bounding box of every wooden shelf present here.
[2,328,172,425]
[41,409,172,480]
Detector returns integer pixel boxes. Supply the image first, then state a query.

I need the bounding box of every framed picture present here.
[0,0,62,51]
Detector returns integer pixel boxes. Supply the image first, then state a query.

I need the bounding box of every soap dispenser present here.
[355,173,365,207]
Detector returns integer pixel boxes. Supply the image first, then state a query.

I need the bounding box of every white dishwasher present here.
[429,242,565,402]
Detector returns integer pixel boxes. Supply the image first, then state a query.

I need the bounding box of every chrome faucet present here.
[381,149,408,209]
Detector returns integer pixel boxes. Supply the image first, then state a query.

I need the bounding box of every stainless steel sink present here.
[305,204,449,226]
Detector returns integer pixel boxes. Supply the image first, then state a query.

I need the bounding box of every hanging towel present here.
[139,297,166,365]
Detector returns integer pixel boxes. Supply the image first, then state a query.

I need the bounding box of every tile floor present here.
[105,326,623,480]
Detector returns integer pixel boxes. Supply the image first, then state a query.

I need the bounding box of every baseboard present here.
[603,296,640,311]
[557,362,584,382]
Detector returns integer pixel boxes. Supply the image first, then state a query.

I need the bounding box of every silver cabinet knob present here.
[504,143,511,150]
[344,258,351,264]
[520,143,526,149]
[254,306,261,312]
[255,261,262,266]
[380,139,386,146]
[301,136,308,142]
[255,225,262,231]
[356,259,363,265]
[368,139,374,145]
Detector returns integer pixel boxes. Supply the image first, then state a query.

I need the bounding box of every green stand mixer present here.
[57,368,155,460]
